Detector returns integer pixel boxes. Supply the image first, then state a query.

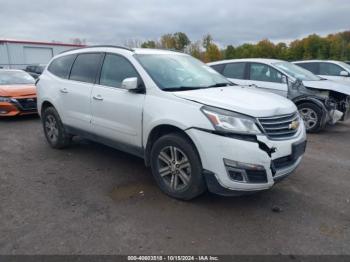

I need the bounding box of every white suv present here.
[209,59,350,133]
[37,46,306,200]
[293,60,350,85]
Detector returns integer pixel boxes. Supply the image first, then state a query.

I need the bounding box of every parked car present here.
[208,59,350,133]
[37,46,306,200]
[25,64,45,79]
[293,60,350,85]
[0,69,37,116]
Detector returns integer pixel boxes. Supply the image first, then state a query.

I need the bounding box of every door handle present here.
[249,84,258,88]
[93,94,104,101]
[60,88,68,93]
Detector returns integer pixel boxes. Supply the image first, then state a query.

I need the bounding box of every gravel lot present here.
[0,115,349,255]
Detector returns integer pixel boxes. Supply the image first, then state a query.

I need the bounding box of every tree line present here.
[137,31,350,62]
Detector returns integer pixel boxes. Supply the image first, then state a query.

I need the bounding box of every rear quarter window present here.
[48,54,77,79]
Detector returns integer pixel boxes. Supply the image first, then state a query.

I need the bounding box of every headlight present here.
[0,97,12,102]
[201,106,261,135]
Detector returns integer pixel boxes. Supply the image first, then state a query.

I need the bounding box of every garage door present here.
[23,46,53,64]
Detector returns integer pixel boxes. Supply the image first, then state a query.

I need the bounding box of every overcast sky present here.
[0,0,349,46]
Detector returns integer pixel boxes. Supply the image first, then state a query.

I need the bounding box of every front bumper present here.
[186,123,306,195]
[0,97,37,117]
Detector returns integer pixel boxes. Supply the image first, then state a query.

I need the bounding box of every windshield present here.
[135,54,231,91]
[273,61,321,81]
[338,61,350,72]
[0,71,35,85]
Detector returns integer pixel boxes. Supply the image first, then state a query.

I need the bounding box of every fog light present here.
[224,158,266,183]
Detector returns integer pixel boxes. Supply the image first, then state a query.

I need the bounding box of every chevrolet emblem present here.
[289,120,300,130]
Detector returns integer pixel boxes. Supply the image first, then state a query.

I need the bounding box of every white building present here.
[0,39,84,69]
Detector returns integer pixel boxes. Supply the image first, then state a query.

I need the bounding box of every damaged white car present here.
[208,59,350,132]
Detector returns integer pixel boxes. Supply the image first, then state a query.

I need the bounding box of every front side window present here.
[249,63,283,83]
[319,63,344,76]
[135,54,231,91]
[48,55,76,79]
[223,63,246,79]
[0,71,34,85]
[69,53,102,84]
[100,54,138,88]
[273,61,321,81]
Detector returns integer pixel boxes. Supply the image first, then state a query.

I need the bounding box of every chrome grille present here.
[258,112,299,140]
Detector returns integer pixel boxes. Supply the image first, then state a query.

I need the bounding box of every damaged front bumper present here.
[186,123,307,196]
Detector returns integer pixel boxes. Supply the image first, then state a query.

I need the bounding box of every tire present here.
[297,102,323,133]
[42,107,71,149]
[150,133,206,200]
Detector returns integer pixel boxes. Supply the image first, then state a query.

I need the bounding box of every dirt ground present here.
[0,115,349,255]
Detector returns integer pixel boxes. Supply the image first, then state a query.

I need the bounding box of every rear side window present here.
[210,64,225,74]
[99,54,139,88]
[319,63,343,76]
[296,63,319,74]
[48,54,76,79]
[222,63,246,79]
[69,53,103,83]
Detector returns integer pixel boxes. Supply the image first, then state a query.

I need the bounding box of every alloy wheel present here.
[299,108,318,130]
[157,146,192,191]
[45,115,59,143]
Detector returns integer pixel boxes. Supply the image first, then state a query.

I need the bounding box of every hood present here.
[0,84,36,97]
[303,80,350,96]
[173,86,296,117]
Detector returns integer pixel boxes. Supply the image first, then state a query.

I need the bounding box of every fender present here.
[292,95,329,127]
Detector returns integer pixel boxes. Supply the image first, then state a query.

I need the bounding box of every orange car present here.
[0,69,37,116]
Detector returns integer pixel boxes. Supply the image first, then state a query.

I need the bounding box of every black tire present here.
[150,133,206,200]
[297,102,323,133]
[42,107,71,149]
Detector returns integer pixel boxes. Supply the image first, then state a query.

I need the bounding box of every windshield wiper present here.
[207,82,233,88]
[163,86,202,92]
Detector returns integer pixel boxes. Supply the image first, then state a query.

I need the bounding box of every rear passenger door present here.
[63,53,103,130]
[247,63,288,97]
[91,53,145,150]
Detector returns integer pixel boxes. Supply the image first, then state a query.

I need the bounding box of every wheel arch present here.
[144,124,200,167]
[293,96,328,128]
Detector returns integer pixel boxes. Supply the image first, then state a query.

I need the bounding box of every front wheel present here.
[298,103,323,133]
[150,133,206,200]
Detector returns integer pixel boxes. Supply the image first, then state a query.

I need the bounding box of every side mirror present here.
[340,70,349,77]
[121,77,138,90]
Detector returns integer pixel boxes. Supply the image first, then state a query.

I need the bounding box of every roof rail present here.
[59,45,134,54]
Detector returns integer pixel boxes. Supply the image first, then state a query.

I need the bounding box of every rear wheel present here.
[42,107,71,149]
[150,133,206,200]
[298,103,323,133]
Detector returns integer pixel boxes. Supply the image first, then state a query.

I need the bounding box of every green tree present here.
[204,43,222,62]
[202,34,213,50]
[188,41,202,60]
[255,39,276,58]
[160,34,176,49]
[275,42,288,60]
[235,44,256,58]
[141,40,157,48]
[173,32,191,51]
[224,45,236,59]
